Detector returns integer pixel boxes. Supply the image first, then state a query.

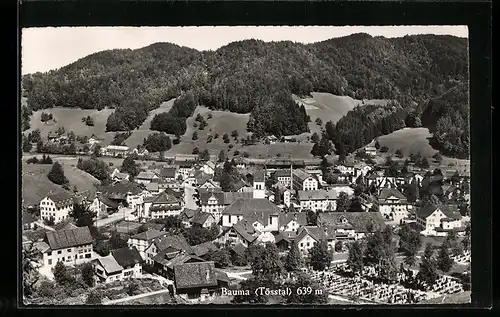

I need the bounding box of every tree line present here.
[22,34,468,143]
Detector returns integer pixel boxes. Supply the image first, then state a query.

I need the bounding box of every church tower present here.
[253,168,266,199]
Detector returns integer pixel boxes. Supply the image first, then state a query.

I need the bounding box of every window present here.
[47,251,52,256]
[48,259,52,265]
[306,242,310,247]
[67,249,71,252]
[300,243,304,247]
[85,253,91,258]
[57,250,62,254]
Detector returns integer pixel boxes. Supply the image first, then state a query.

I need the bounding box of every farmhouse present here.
[317,212,386,240]
[190,211,217,228]
[275,231,298,251]
[176,161,195,180]
[221,198,281,231]
[294,226,336,255]
[135,171,159,185]
[93,246,144,283]
[179,208,199,228]
[142,190,183,219]
[128,229,169,260]
[159,167,177,182]
[110,168,130,182]
[39,192,74,223]
[292,169,318,191]
[144,234,193,265]
[174,261,220,301]
[40,226,93,267]
[416,205,464,236]
[364,145,377,157]
[377,188,410,224]
[278,212,307,232]
[198,161,216,175]
[98,181,147,212]
[218,219,260,247]
[198,190,253,221]
[297,189,338,213]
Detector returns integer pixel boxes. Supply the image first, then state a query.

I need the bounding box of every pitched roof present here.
[136,171,157,180]
[55,222,78,231]
[145,190,181,205]
[153,234,193,254]
[191,212,213,225]
[45,226,93,250]
[317,212,386,232]
[231,243,247,255]
[274,231,298,244]
[46,191,74,207]
[160,167,177,179]
[146,182,159,192]
[130,229,167,241]
[295,226,336,243]
[174,261,218,290]
[253,169,266,182]
[98,181,143,196]
[278,212,307,227]
[199,190,253,206]
[292,169,313,182]
[297,189,338,201]
[274,169,291,178]
[232,219,260,243]
[418,205,462,220]
[378,188,407,201]
[214,268,231,283]
[111,246,143,267]
[233,179,251,191]
[191,241,218,257]
[98,195,119,209]
[223,198,281,216]
[95,254,123,274]
[194,171,212,185]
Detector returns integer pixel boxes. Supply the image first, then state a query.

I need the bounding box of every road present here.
[183,184,198,210]
[34,221,55,231]
[95,207,134,228]
[220,270,253,281]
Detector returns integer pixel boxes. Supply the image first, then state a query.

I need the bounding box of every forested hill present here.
[22,33,468,138]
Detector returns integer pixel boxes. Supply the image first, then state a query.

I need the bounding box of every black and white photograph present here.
[21,26,471,306]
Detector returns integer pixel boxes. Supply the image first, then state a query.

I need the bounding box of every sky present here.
[21,26,468,75]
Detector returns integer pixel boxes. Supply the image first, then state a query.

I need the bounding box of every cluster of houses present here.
[24,152,470,301]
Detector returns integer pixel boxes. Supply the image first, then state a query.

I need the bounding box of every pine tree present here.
[218,150,226,163]
[347,240,364,276]
[309,240,332,271]
[81,262,95,287]
[121,156,139,177]
[417,243,439,287]
[436,243,454,273]
[47,161,68,185]
[285,241,303,272]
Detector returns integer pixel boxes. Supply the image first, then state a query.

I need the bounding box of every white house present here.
[292,169,318,191]
[39,192,74,223]
[135,171,159,185]
[275,169,292,188]
[294,226,336,255]
[221,198,281,231]
[317,212,387,241]
[198,190,253,222]
[278,212,307,232]
[416,205,464,236]
[283,189,292,208]
[335,162,356,175]
[88,136,102,146]
[128,229,168,260]
[377,188,410,224]
[141,191,183,219]
[39,226,93,267]
[364,145,377,157]
[110,168,130,182]
[297,189,338,213]
[93,246,144,283]
[198,161,216,175]
[176,162,195,180]
[143,234,193,265]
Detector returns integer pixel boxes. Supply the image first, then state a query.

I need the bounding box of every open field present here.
[21,162,101,206]
[376,128,438,158]
[123,99,176,149]
[293,92,390,135]
[24,107,117,145]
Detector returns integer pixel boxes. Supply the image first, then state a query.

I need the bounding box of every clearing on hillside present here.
[375,127,438,158]
[123,99,176,149]
[165,106,250,156]
[21,162,101,207]
[293,92,391,135]
[24,108,116,145]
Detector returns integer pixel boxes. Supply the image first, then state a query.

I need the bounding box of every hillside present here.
[24,108,116,145]
[293,92,390,135]
[376,127,437,157]
[122,98,176,149]
[22,162,101,206]
[22,33,469,152]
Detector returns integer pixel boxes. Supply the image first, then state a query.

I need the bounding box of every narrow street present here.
[183,184,198,210]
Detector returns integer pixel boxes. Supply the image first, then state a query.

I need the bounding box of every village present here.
[22,131,471,305]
